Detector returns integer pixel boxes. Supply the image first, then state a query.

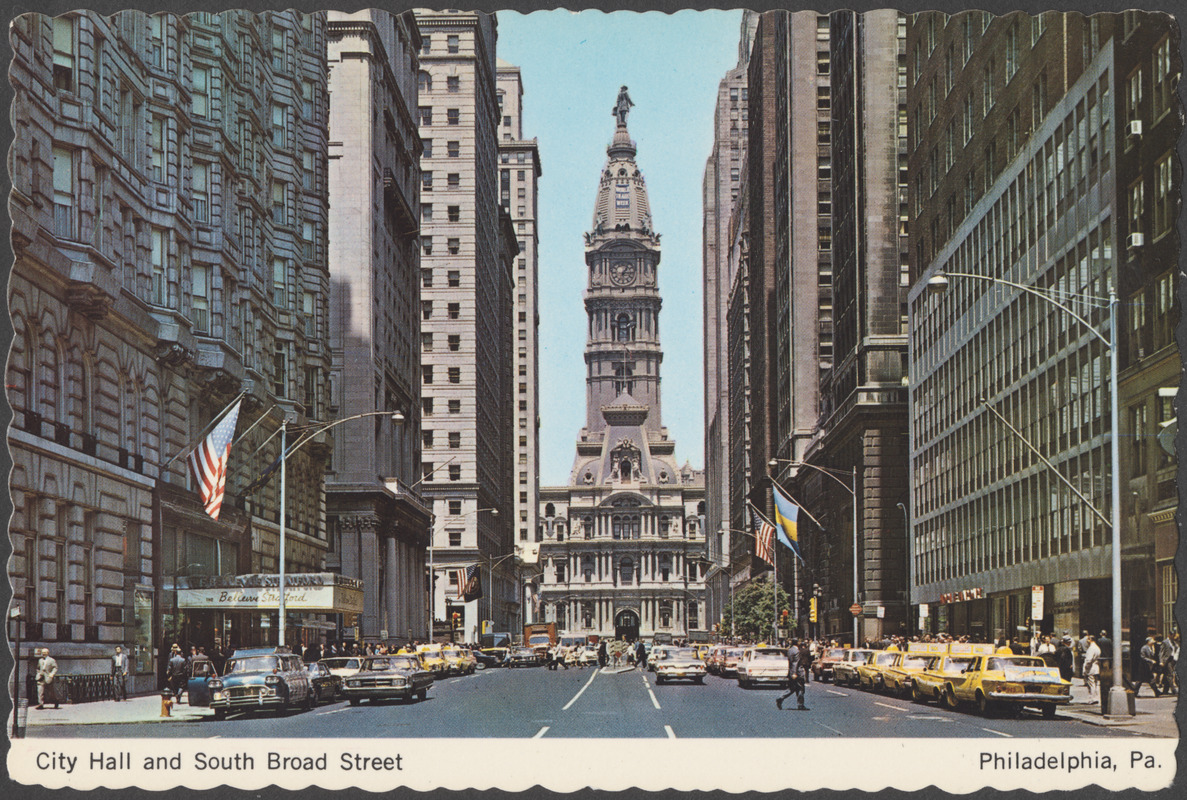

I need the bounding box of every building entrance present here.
[615,609,640,642]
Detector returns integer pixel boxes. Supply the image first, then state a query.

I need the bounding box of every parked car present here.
[717,647,746,677]
[185,659,219,707]
[832,649,875,687]
[480,647,510,668]
[736,647,789,689]
[942,654,1072,718]
[207,647,314,720]
[856,650,903,692]
[341,654,434,705]
[442,646,477,675]
[305,661,340,703]
[912,653,980,704]
[810,648,849,683]
[653,647,707,685]
[416,644,450,676]
[881,652,939,698]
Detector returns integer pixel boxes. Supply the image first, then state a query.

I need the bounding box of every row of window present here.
[420,33,460,55]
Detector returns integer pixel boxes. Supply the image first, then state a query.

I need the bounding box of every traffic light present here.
[451,612,461,630]
[809,597,818,623]
[780,608,790,625]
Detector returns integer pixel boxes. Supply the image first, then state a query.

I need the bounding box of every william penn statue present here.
[613,85,634,126]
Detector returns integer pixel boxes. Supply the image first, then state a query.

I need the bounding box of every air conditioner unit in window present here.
[1127,119,1143,137]
[1127,232,1145,248]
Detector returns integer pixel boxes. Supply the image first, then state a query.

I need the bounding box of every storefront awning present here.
[176,573,364,615]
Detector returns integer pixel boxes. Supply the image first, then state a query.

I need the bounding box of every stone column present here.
[384,535,398,640]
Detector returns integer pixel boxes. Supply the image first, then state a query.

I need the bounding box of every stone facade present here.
[538,99,707,643]
[8,10,332,689]
[324,10,431,646]
[414,10,515,641]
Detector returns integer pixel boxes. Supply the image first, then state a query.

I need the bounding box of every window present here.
[816,54,829,75]
[151,227,166,304]
[447,108,460,125]
[422,204,433,222]
[448,205,460,222]
[418,71,432,93]
[448,499,462,515]
[448,530,462,547]
[271,28,286,71]
[448,431,460,449]
[422,139,433,158]
[447,34,459,54]
[272,257,287,307]
[272,345,287,396]
[447,75,460,93]
[422,462,435,482]
[422,171,433,192]
[421,35,431,54]
[422,301,432,320]
[1032,72,1048,125]
[191,264,210,333]
[983,59,995,114]
[1132,404,1148,474]
[271,180,286,225]
[1004,23,1019,81]
[448,141,460,158]
[962,94,974,143]
[418,106,432,126]
[448,334,460,351]
[301,79,314,119]
[421,267,433,288]
[52,16,74,91]
[448,465,461,481]
[422,397,434,415]
[1129,180,1145,237]
[448,399,460,414]
[192,66,209,117]
[1152,37,1173,119]
[52,146,75,237]
[448,302,460,319]
[1154,154,1172,237]
[150,116,165,181]
[447,238,460,255]
[448,367,460,384]
[422,332,433,352]
[447,173,460,188]
[422,365,433,384]
[301,149,315,191]
[271,103,287,147]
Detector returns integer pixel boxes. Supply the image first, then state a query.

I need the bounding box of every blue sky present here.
[497,9,744,486]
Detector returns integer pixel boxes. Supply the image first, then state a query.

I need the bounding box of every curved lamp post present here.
[769,459,859,647]
[927,271,1128,716]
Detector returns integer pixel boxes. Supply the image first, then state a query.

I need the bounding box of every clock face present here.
[609,261,637,286]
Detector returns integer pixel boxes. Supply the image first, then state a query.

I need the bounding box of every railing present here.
[60,673,119,704]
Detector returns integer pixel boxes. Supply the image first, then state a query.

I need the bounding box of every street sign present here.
[919,603,929,618]
[876,606,885,619]
[380,629,388,640]
[849,603,862,616]
[1031,586,1045,621]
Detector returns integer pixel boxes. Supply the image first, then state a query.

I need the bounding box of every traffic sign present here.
[849,603,863,616]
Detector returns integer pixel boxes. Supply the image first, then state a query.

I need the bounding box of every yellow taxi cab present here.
[693,644,711,661]
[910,642,991,704]
[442,646,476,675]
[942,650,1072,718]
[881,644,944,697]
[854,649,903,692]
[415,644,449,676]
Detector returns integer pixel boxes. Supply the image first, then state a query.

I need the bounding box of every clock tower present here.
[582,88,664,435]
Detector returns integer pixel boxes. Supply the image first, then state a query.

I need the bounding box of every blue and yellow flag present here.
[771,484,804,562]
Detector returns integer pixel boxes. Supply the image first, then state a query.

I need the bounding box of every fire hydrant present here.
[160,689,174,717]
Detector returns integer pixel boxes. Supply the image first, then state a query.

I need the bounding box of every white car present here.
[736,647,789,689]
[647,645,676,671]
[319,656,363,680]
[652,647,706,684]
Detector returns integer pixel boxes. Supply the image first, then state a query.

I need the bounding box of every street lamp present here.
[926,270,1128,716]
[484,543,516,639]
[262,409,403,647]
[10,605,22,739]
[428,506,498,641]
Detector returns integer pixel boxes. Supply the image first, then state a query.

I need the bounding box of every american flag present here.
[751,508,776,565]
[187,400,242,520]
[455,564,483,601]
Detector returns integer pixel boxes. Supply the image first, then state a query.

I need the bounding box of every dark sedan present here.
[341,655,434,705]
[306,661,340,703]
[508,646,544,668]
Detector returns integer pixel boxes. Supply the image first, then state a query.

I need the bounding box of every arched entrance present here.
[615,609,640,642]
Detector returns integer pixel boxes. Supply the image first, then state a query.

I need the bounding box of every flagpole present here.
[278,419,287,648]
[160,390,248,469]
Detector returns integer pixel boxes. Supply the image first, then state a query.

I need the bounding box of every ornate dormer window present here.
[609,438,641,482]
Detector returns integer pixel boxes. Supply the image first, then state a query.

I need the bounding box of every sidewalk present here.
[23,693,212,728]
[1058,682,1179,738]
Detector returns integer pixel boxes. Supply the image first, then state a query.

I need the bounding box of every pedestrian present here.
[1161,633,1179,695]
[111,645,129,701]
[1133,637,1162,697]
[1082,635,1101,701]
[635,640,647,671]
[35,648,60,709]
[597,641,608,668]
[1076,630,1090,677]
[1056,636,1075,681]
[776,639,808,710]
[1036,635,1056,667]
[168,644,188,701]
[209,639,226,675]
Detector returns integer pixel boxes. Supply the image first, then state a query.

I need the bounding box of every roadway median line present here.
[316,706,353,716]
[533,726,549,739]
[814,722,844,736]
[562,668,599,711]
[664,725,676,739]
[980,727,1013,738]
[647,685,661,710]
[826,689,848,696]
[874,701,908,712]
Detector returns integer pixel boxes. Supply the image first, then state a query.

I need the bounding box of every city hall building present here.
[536,94,707,642]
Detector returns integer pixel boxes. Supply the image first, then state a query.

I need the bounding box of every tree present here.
[720,578,794,641]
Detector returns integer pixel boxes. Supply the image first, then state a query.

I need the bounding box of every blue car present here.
[207,647,314,720]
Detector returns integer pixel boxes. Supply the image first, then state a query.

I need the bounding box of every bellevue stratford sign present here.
[176,573,364,614]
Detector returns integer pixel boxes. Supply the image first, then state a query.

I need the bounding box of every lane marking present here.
[814,722,844,736]
[647,686,661,710]
[533,726,549,739]
[664,725,676,739]
[826,689,848,697]
[874,701,908,712]
[562,669,600,711]
[980,727,1013,738]
[316,706,353,716]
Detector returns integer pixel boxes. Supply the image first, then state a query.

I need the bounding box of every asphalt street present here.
[29,666,1156,739]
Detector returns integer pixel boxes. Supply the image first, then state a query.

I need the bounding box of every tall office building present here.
[907,12,1179,640]
[7,10,333,688]
[415,10,515,641]
[537,93,706,643]
[702,11,758,633]
[325,10,430,646]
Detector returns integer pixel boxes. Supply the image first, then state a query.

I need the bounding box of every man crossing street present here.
[776,639,810,710]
